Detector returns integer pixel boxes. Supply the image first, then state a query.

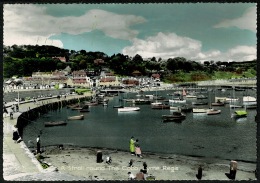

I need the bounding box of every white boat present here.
[170,106,180,111]
[243,96,256,102]
[186,93,197,98]
[118,107,140,112]
[226,97,239,101]
[230,104,243,109]
[169,99,186,104]
[192,108,208,113]
[207,109,221,115]
[68,114,84,120]
[151,101,163,106]
[215,97,226,103]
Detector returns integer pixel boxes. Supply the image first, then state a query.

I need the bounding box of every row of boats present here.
[44,88,256,125]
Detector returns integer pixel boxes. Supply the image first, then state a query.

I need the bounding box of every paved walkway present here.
[3,95,89,181]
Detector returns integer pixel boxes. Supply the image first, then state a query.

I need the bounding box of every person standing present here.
[196,165,202,180]
[135,139,142,158]
[36,135,41,154]
[129,136,135,155]
[141,162,148,174]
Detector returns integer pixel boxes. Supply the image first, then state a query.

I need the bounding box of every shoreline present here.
[40,145,256,180]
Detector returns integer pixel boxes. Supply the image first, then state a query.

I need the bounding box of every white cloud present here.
[213,6,256,32]
[4,4,146,47]
[122,32,202,59]
[122,32,256,62]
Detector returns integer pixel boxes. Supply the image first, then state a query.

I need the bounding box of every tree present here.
[132,54,143,63]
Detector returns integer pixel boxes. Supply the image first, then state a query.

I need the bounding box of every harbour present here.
[21,87,257,163]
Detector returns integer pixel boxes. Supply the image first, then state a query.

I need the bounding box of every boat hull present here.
[68,115,84,120]
[45,121,67,127]
[118,107,140,112]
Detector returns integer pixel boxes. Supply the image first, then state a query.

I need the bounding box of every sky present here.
[4,3,257,62]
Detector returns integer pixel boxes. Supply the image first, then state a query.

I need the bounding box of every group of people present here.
[128,162,148,180]
[128,136,150,180]
[129,136,142,158]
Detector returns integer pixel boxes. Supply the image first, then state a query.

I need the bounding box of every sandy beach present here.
[41,145,256,181]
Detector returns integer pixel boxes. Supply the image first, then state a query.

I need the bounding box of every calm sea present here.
[22,88,257,162]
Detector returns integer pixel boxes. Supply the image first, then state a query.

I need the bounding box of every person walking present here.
[36,135,41,154]
[129,136,135,155]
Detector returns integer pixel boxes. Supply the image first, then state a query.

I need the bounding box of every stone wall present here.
[3,88,74,102]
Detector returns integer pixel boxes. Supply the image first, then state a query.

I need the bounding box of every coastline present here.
[41,145,256,180]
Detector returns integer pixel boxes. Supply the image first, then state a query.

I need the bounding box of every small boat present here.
[196,95,207,99]
[215,97,226,103]
[192,101,208,105]
[71,105,89,110]
[207,109,221,115]
[169,99,186,104]
[45,121,67,127]
[68,114,84,120]
[211,101,225,106]
[170,106,180,111]
[67,104,80,109]
[180,105,193,112]
[162,111,186,122]
[232,110,247,118]
[84,101,98,106]
[226,98,239,102]
[192,108,208,113]
[133,99,151,105]
[230,104,243,109]
[151,104,170,109]
[243,96,256,102]
[118,107,140,112]
[243,103,257,109]
[186,92,197,98]
[79,109,90,112]
[235,88,246,91]
[113,105,124,108]
[79,105,90,112]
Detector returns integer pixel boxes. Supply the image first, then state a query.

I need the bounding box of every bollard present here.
[96,151,103,163]
[229,160,237,180]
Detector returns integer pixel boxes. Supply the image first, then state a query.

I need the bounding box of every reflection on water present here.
[22,88,257,162]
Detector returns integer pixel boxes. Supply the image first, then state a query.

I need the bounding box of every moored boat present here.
[162,111,186,122]
[169,99,186,104]
[243,96,256,102]
[192,108,208,113]
[230,104,243,109]
[151,104,170,109]
[192,101,208,105]
[207,109,221,115]
[68,114,84,120]
[67,104,80,109]
[232,110,247,118]
[118,107,140,112]
[113,105,124,108]
[133,99,151,105]
[196,95,207,99]
[180,104,193,112]
[211,101,225,106]
[45,121,67,127]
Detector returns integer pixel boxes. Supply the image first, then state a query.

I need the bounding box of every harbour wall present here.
[3,88,74,102]
[16,96,89,138]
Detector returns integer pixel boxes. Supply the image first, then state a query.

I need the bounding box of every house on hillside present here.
[151,73,160,81]
[66,70,92,88]
[99,70,120,87]
[52,56,67,63]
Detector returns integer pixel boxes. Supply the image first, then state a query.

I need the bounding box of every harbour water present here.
[22,88,257,162]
